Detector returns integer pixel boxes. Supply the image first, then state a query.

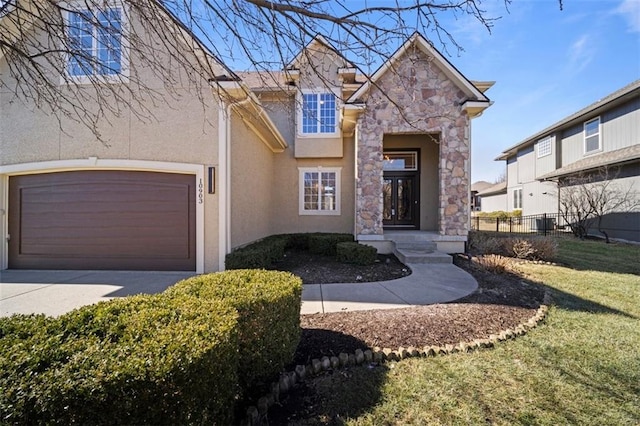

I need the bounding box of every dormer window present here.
[300,92,338,135]
[64,3,128,81]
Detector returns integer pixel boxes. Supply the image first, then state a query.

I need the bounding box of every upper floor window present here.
[537,136,552,158]
[66,6,125,79]
[584,117,601,154]
[301,92,337,135]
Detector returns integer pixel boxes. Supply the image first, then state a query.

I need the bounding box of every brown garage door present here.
[8,171,196,271]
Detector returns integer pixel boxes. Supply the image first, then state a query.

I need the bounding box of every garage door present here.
[8,171,196,270]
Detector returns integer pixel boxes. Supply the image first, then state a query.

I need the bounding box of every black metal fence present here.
[471,213,574,236]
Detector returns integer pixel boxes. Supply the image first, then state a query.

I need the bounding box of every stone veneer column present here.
[355,48,471,238]
[355,129,384,236]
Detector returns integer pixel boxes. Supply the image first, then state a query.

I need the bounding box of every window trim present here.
[583,116,601,155]
[297,89,340,137]
[537,135,552,158]
[298,167,341,215]
[61,0,130,84]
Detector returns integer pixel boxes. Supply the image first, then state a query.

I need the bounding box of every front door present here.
[383,174,419,228]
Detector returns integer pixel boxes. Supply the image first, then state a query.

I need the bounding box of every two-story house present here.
[493,80,639,241]
[0,0,492,272]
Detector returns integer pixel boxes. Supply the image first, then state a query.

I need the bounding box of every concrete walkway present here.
[0,264,477,317]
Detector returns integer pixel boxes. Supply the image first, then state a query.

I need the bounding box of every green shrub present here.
[225,233,355,268]
[308,233,354,256]
[336,242,378,265]
[0,295,239,425]
[166,269,302,393]
[225,235,288,269]
[473,210,521,220]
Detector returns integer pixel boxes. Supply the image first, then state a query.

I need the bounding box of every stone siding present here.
[356,47,470,236]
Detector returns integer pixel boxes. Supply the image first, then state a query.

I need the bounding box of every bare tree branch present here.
[1,0,553,141]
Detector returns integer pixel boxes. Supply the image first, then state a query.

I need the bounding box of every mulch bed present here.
[273,250,546,365]
[261,251,546,424]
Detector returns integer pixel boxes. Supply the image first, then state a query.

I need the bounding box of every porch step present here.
[395,241,437,251]
[393,244,452,264]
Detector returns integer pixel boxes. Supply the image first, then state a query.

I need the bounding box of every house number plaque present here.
[198,179,204,204]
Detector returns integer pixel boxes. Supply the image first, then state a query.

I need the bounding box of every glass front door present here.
[383,174,418,227]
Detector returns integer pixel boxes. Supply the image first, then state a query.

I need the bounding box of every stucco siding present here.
[0,7,221,168]
[229,111,276,249]
[262,95,296,147]
[269,137,355,235]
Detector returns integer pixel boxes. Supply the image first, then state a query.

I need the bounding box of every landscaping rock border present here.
[240,291,553,425]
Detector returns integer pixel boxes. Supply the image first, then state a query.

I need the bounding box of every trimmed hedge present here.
[0,295,239,425]
[225,233,355,269]
[308,233,354,256]
[166,269,302,392]
[336,241,378,265]
[225,235,288,269]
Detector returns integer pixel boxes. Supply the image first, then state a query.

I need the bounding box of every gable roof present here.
[476,181,507,196]
[497,79,640,160]
[347,32,491,105]
[287,34,354,70]
[471,180,493,193]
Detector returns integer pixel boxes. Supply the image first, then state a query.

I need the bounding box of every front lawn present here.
[276,238,640,425]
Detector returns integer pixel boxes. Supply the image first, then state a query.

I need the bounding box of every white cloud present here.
[567,34,595,75]
[615,0,640,33]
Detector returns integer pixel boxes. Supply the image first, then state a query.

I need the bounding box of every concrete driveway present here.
[0,270,196,317]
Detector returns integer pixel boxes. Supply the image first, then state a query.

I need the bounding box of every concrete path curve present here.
[300,263,477,314]
[0,264,477,317]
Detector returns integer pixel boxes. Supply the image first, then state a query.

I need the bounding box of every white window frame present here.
[584,117,601,155]
[297,89,340,137]
[513,188,522,210]
[61,0,130,84]
[298,167,341,215]
[537,136,552,158]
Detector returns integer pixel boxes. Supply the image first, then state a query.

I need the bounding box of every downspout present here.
[218,102,229,271]
[467,118,472,237]
[353,123,359,238]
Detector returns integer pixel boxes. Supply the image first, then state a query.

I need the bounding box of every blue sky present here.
[193,0,638,183]
[444,0,639,183]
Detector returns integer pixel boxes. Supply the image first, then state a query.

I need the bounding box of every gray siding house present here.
[495,80,640,241]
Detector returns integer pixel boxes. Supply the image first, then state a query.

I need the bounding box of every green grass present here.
[296,238,640,425]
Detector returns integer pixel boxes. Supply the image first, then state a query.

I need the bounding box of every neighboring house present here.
[0,1,493,272]
[495,80,640,241]
[470,180,492,211]
[476,181,507,213]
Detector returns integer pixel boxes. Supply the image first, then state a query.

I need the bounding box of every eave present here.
[214,80,288,153]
